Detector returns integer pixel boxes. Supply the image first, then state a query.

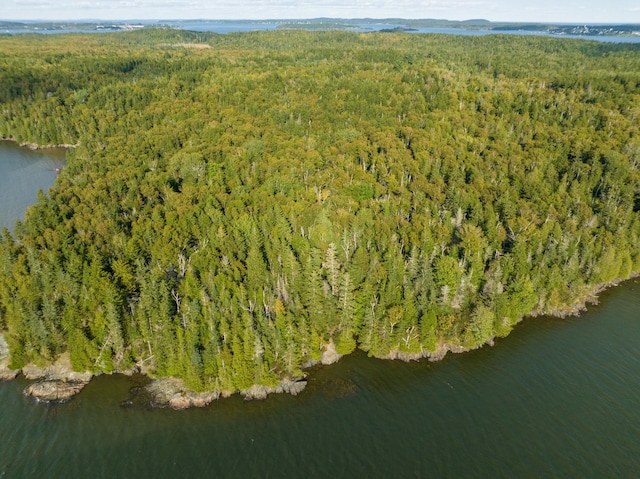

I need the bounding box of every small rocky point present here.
[320,340,342,365]
[24,379,88,402]
[241,378,307,401]
[0,340,94,402]
[21,355,93,402]
[0,366,19,381]
[143,376,308,409]
[144,378,221,409]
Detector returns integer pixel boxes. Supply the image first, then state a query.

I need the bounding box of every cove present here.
[1,279,638,478]
[0,141,66,231]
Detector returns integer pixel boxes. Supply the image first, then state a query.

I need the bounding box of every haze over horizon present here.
[2,0,639,24]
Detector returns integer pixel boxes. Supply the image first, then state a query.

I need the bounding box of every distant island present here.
[0,20,147,32]
[277,18,640,37]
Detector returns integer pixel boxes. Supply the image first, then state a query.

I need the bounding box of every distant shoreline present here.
[1,19,639,41]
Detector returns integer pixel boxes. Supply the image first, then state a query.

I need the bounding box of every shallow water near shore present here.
[1,278,639,478]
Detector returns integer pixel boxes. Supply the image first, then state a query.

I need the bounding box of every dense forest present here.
[0,30,638,393]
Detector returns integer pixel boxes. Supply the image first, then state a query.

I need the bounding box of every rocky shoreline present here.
[0,137,77,150]
[0,333,494,405]
[1,273,637,408]
[0,339,343,408]
[529,273,639,319]
[381,273,639,363]
[0,351,94,402]
[132,376,309,409]
[135,341,342,409]
[383,341,480,362]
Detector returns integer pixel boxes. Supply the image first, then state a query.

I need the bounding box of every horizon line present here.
[2,18,640,25]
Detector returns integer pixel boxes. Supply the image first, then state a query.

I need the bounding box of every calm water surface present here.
[1,144,639,478]
[0,141,65,231]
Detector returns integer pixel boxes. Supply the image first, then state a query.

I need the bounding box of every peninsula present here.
[0,30,638,406]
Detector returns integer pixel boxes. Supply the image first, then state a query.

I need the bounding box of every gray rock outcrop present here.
[144,378,221,409]
[320,340,342,365]
[144,376,308,408]
[0,367,19,381]
[24,379,87,402]
[241,378,307,400]
[20,353,93,401]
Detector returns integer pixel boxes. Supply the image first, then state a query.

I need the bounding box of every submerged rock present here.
[322,378,358,399]
[24,379,87,402]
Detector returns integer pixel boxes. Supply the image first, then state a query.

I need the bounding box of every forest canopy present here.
[0,30,638,392]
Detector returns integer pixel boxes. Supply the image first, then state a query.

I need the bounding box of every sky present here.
[2,0,639,24]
